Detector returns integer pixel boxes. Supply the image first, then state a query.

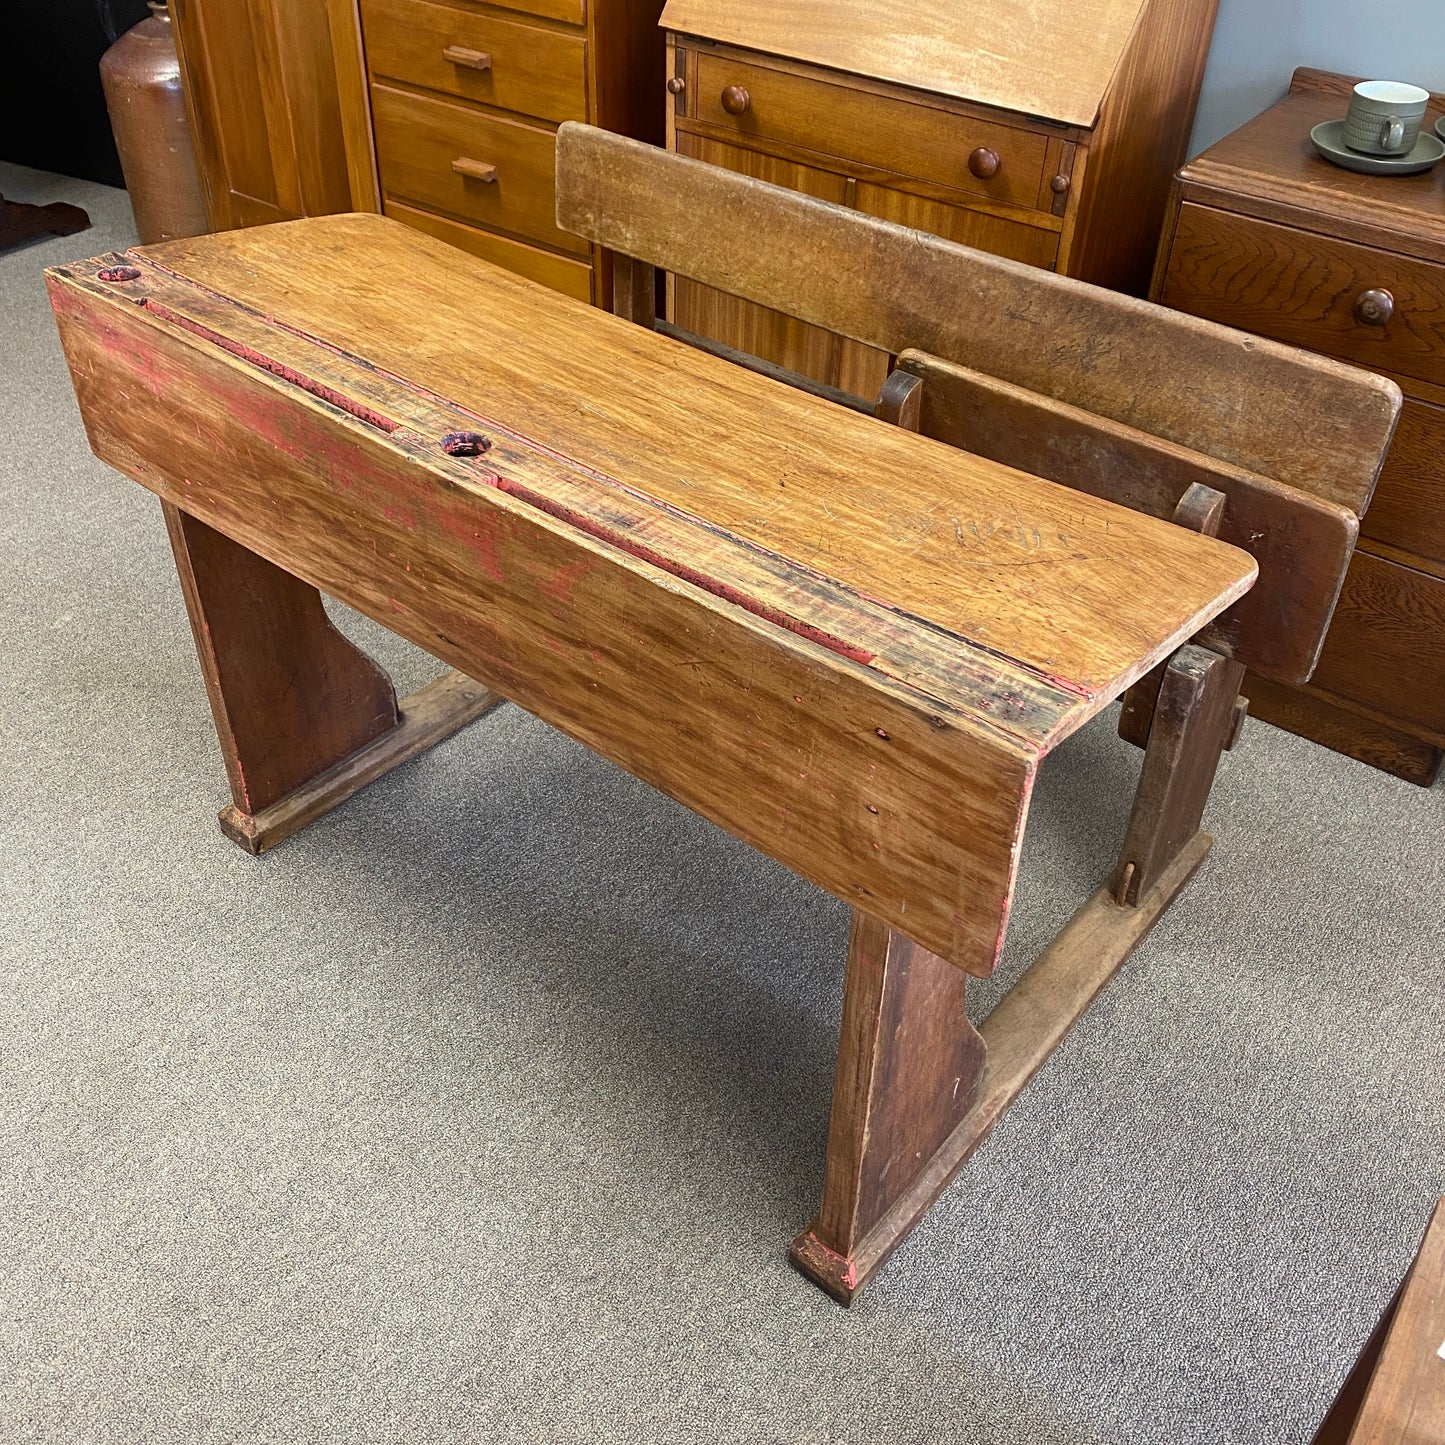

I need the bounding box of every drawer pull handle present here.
[720,84,750,115]
[968,147,1001,180]
[1354,288,1394,326]
[452,157,498,183]
[443,45,492,70]
[666,76,686,96]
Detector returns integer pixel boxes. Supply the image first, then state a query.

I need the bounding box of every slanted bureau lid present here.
[659,0,1149,127]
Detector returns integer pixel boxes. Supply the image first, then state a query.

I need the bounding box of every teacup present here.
[1343,80,1430,155]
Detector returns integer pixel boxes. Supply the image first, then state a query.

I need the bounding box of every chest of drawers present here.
[660,0,1221,398]
[1154,67,1445,785]
[330,0,665,305]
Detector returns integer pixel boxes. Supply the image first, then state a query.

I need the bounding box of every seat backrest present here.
[554,122,1402,684]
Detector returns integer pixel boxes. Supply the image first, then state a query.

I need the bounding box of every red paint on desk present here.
[492,476,875,667]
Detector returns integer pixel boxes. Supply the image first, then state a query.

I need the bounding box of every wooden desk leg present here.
[790,914,986,1304]
[163,504,502,853]
[792,643,1245,1305]
[1112,644,1246,906]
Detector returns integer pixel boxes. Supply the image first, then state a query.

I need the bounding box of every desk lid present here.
[659,0,1149,125]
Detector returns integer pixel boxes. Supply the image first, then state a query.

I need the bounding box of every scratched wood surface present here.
[556,124,1401,513]
[115,214,1256,698]
[47,219,1251,976]
[657,0,1147,125]
[892,349,1363,686]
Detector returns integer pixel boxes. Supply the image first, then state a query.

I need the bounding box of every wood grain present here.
[892,349,1361,685]
[1111,645,1243,905]
[1308,551,1445,746]
[1359,397,1445,579]
[382,198,593,302]
[557,123,1401,511]
[122,215,1256,700]
[1314,1198,1445,1445]
[1176,72,1445,267]
[1159,203,1445,397]
[371,85,588,256]
[672,133,855,392]
[48,223,1255,974]
[218,667,503,853]
[170,0,353,230]
[1241,674,1442,788]
[802,913,986,1303]
[658,0,1148,125]
[163,504,400,815]
[691,50,1050,209]
[1156,69,1445,785]
[327,0,382,210]
[1065,0,1219,293]
[361,0,587,124]
[792,828,1215,1302]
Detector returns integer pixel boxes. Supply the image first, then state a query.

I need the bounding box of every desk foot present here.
[218,670,502,855]
[791,831,1212,1305]
[164,506,503,853]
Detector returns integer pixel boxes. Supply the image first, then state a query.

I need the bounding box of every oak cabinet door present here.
[170,0,352,230]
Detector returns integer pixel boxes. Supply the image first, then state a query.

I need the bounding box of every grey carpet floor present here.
[1,162,1442,1445]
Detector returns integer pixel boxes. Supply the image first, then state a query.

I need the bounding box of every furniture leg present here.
[0,192,90,251]
[789,914,986,1303]
[1112,644,1246,906]
[163,503,501,853]
[611,253,657,327]
[794,641,1245,1304]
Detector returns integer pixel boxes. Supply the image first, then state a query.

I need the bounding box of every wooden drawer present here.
[1309,549,1445,744]
[1159,203,1445,392]
[1363,396,1445,575]
[1242,673,1443,786]
[383,198,593,301]
[692,52,1049,210]
[371,84,587,256]
[361,0,586,124]
[475,0,584,26]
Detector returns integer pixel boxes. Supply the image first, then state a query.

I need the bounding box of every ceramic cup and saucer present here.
[1311,80,1444,176]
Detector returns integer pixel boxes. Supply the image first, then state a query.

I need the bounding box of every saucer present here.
[1437,115,1445,143]
[1311,119,1445,175]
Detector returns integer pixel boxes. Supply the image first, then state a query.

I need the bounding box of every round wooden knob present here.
[666,76,685,96]
[720,84,750,116]
[1354,288,1394,326]
[1050,173,1071,195]
[968,147,1000,180]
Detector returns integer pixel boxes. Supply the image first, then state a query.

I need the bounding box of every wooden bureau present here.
[1154,68,1445,786]
[660,0,1221,398]
[328,0,665,305]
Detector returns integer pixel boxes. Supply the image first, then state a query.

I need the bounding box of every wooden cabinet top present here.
[658,0,1150,125]
[1177,68,1445,261]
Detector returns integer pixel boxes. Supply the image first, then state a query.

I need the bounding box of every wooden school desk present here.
[46,129,1398,1303]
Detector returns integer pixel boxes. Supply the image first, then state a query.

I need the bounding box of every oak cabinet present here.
[169,0,352,230]
[1154,68,1445,785]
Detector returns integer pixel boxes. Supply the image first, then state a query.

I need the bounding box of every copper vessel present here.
[99,3,208,244]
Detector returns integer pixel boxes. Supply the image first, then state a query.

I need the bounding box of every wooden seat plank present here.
[554,123,1400,514]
